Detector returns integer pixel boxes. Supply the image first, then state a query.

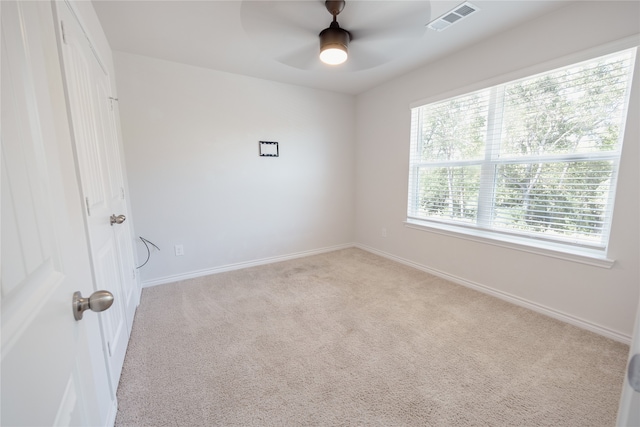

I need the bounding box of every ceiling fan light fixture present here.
[320,46,348,65]
[319,25,350,65]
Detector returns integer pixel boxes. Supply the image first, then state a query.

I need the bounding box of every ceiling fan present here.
[240,1,432,72]
[318,1,351,65]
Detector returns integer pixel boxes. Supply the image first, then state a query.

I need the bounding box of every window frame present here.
[405,40,638,268]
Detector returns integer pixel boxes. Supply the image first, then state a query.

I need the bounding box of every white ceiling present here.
[92,0,571,95]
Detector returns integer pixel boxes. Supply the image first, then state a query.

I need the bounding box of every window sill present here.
[404,219,615,269]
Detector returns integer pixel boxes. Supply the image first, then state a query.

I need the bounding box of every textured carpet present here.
[115,248,628,426]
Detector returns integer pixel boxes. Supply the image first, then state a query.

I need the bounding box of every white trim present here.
[410,35,640,109]
[141,243,354,288]
[355,243,631,344]
[105,398,117,427]
[404,220,615,269]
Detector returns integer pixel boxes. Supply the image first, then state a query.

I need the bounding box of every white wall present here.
[355,1,640,340]
[115,52,355,284]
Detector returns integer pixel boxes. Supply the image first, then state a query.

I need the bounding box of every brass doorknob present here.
[110,214,126,226]
[72,290,114,320]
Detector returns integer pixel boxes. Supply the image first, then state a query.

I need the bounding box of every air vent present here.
[427,2,479,32]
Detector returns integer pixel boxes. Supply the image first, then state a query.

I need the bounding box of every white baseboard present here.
[140,242,630,344]
[355,244,632,345]
[141,243,355,288]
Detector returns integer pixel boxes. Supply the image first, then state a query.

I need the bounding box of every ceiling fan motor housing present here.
[319,21,351,52]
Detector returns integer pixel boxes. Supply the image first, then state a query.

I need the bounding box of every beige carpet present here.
[115,248,628,426]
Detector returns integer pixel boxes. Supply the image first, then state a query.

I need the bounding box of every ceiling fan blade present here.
[241,1,324,41]
[277,42,324,71]
[344,1,432,41]
[341,48,390,72]
[241,1,327,69]
[342,36,409,72]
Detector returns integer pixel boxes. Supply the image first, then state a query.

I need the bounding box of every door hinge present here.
[109,97,119,111]
[60,21,67,44]
[121,187,125,200]
[84,197,91,216]
[132,269,136,280]
[107,341,112,357]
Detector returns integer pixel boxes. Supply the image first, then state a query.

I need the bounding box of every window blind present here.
[408,47,636,251]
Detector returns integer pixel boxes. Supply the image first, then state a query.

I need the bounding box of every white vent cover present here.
[427,2,479,32]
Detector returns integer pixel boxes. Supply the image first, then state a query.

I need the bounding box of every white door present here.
[617,293,640,425]
[1,1,115,425]
[55,0,137,392]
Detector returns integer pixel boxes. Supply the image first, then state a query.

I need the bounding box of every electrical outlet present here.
[381,228,387,238]
[174,244,184,256]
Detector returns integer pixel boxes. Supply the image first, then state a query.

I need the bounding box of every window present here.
[407,48,636,258]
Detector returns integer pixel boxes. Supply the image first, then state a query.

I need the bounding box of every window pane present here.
[419,90,489,162]
[493,160,614,243]
[499,54,632,157]
[415,166,481,221]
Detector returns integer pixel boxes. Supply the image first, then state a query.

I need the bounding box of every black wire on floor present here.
[136,237,160,269]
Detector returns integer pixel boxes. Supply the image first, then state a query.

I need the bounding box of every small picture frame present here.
[259,141,279,157]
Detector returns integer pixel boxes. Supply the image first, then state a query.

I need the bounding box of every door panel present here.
[61,22,108,217]
[115,220,138,332]
[95,240,128,378]
[0,29,52,298]
[1,1,113,425]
